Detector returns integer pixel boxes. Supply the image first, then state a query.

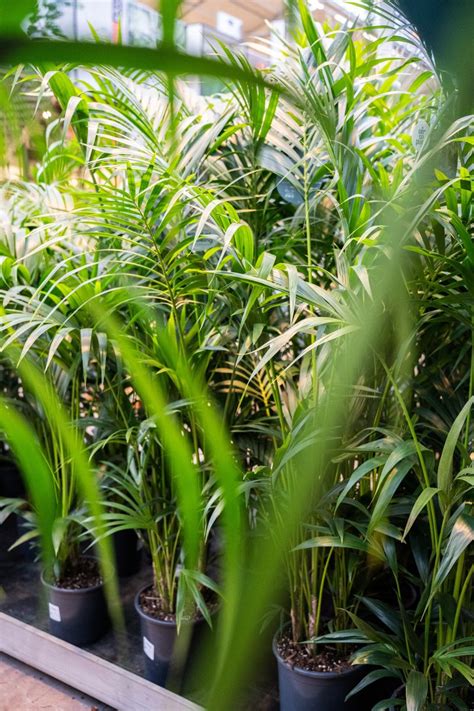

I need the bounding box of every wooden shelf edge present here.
[0,612,202,711]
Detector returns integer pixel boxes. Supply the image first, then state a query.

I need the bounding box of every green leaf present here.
[437,397,474,505]
[0,402,56,566]
[449,213,474,264]
[80,328,93,382]
[52,517,69,556]
[431,514,474,594]
[233,223,254,264]
[184,569,221,598]
[175,572,186,633]
[0,497,26,525]
[336,457,385,509]
[0,0,35,35]
[45,328,74,370]
[0,39,280,93]
[444,659,474,685]
[346,669,400,701]
[378,441,418,486]
[294,533,369,554]
[372,700,404,710]
[345,612,395,646]
[403,487,440,539]
[368,458,413,537]
[161,0,181,47]
[9,527,39,551]
[313,630,369,645]
[436,592,457,628]
[287,264,298,323]
[359,597,403,636]
[46,70,90,147]
[406,670,428,711]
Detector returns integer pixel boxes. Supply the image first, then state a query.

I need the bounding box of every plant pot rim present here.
[134,582,180,627]
[41,557,104,594]
[272,629,366,680]
[134,582,214,628]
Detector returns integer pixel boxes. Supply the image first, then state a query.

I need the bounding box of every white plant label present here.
[412,120,429,151]
[48,603,61,622]
[143,636,154,661]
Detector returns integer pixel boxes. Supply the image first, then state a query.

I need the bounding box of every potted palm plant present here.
[89,417,219,688]
[0,351,112,645]
[336,398,474,710]
[272,508,377,708]
[263,350,419,709]
[37,393,110,647]
[35,339,131,646]
[41,527,109,647]
[0,409,110,645]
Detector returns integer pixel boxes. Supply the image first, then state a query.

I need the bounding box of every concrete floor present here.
[0,653,113,711]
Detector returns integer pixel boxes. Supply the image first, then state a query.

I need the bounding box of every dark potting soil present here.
[52,558,102,590]
[139,585,218,623]
[276,635,353,673]
[139,585,176,621]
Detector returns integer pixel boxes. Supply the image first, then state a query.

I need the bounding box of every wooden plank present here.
[0,613,201,711]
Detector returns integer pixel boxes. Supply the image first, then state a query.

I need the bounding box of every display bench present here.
[0,612,200,711]
[0,546,201,711]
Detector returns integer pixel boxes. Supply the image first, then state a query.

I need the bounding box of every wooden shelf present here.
[0,613,201,711]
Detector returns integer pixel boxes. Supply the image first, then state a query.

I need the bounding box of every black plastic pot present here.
[0,460,24,498]
[0,515,19,562]
[113,529,142,577]
[41,565,109,646]
[273,633,374,711]
[134,583,207,689]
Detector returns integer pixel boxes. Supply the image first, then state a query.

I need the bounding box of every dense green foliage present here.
[0,2,473,709]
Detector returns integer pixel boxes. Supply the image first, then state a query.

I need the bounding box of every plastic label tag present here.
[48,603,61,622]
[143,636,154,661]
[412,120,429,151]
